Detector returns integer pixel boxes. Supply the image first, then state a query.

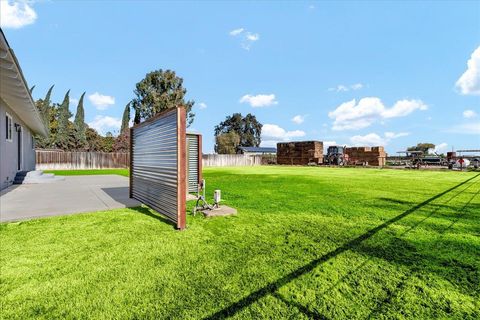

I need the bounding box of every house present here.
[237,146,277,156]
[1,29,48,190]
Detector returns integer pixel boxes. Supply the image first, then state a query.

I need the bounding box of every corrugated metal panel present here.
[130,108,186,229]
[187,134,199,193]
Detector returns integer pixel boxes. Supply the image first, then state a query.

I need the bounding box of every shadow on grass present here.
[272,292,330,320]
[129,206,177,229]
[204,173,480,319]
[363,187,480,318]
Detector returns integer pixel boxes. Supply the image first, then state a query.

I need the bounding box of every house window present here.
[5,113,12,142]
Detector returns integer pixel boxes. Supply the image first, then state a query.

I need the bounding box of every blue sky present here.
[1,0,479,153]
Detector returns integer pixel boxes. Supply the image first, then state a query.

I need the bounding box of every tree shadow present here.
[203,174,480,319]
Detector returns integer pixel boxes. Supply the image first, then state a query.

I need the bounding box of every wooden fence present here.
[36,150,130,170]
[202,154,272,167]
[36,150,275,169]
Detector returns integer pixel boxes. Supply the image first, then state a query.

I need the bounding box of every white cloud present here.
[261,123,305,146]
[350,133,386,146]
[381,99,428,118]
[229,27,260,50]
[198,102,207,110]
[350,131,409,147]
[70,98,79,106]
[328,97,428,131]
[245,32,259,41]
[291,115,305,124]
[433,143,448,154]
[328,83,364,92]
[88,115,121,136]
[0,0,37,29]
[88,92,115,110]
[240,94,278,107]
[229,28,244,36]
[384,131,409,139]
[463,109,477,119]
[448,122,480,135]
[455,46,480,95]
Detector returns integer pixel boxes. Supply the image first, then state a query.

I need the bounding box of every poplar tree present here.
[56,90,73,150]
[41,85,54,131]
[74,92,87,149]
[120,102,130,134]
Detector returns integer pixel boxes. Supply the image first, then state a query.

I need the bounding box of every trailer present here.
[388,151,448,168]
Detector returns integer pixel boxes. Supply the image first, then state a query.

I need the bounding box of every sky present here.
[1,0,479,154]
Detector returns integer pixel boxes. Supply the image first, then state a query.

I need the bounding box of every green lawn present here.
[1,167,479,319]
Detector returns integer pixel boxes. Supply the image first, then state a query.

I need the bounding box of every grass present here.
[44,169,129,177]
[1,167,479,319]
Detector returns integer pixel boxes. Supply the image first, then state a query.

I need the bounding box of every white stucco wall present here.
[0,98,36,190]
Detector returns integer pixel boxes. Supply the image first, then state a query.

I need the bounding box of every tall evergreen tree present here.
[56,90,73,150]
[34,85,55,149]
[74,92,87,149]
[133,108,141,124]
[41,85,54,131]
[120,102,131,134]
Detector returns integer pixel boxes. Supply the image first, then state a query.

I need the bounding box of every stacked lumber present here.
[345,146,387,166]
[277,141,324,165]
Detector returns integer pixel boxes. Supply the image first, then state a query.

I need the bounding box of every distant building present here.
[1,30,48,190]
[237,146,277,156]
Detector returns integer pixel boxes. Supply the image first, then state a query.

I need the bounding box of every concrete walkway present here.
[0,175,141,222]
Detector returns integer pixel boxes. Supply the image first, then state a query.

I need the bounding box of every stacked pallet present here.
[277,141,324,165]
[345,146,387,166]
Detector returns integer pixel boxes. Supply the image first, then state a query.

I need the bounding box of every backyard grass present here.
[1,167,479,319]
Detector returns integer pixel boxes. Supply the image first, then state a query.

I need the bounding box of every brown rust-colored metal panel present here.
[177,108,186,230]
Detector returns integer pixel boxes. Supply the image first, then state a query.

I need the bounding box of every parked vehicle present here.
[324,146,348,165]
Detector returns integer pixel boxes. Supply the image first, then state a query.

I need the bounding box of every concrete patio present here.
[0,175,141,222]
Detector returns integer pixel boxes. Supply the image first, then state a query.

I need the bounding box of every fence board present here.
[202,154,266,167]
[36,150,130,170]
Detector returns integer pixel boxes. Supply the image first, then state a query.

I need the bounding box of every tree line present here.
[34,86,130,152]
[34,69,263,154]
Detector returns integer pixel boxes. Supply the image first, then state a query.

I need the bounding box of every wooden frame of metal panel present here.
[129,127,133,199]
[176,108,186,230]
[197,134,203,184]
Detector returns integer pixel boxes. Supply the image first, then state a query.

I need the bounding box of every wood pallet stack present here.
[345,146,387,166]
[277,141,324,165]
